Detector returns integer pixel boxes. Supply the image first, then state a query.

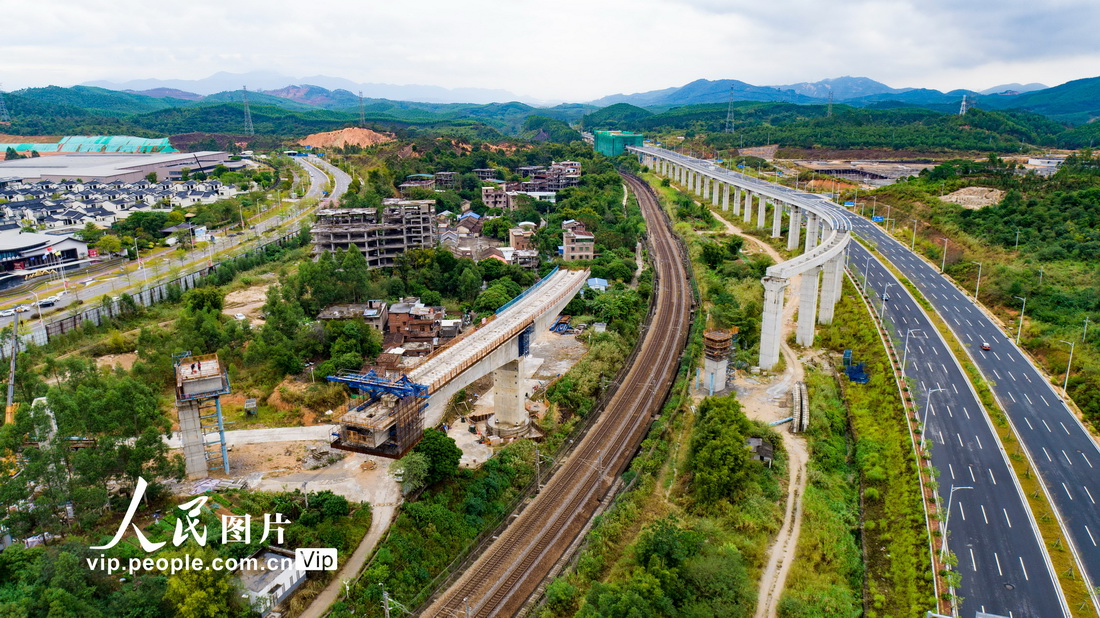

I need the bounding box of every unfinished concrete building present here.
[311,200,434,268]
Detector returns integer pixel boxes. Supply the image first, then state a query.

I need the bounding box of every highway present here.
[0,155,345,339]
[848,240,1067,617]
[844,212,1100,615]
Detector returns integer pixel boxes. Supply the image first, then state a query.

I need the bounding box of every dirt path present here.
[710,208,810,618]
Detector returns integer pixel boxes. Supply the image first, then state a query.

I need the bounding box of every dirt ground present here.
[942,186,1005,209]
[95,352,137,371]
[298,127,395,150]
[222,281,271,325]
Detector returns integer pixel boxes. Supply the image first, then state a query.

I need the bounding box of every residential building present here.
[508,224,536,250]
[434,171,458,190]
[316,300,389,332]
[562,221,594,261]
[473,168,499,180]
[237,547,306,616]
[311,200,434,269]
[387,298,444,344]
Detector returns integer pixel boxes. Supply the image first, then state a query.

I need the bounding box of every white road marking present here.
[966,319,973,326]
[952,383,958,394]
[1062,482,1074,500]
[960,502,967,521]
[1043,447,1052,461]
[1040,395,1048,406]
[954,317,960,325]
[1024,373,1032,383]
[969,547,976,571]
[957,433,964,447]
[927,362,934,372]
[994,352,1002,360]
[949,463,955,480]
[1042,419,1052,432]
[981,504,989,525]
[1083,453,1094,468]
[942,363,948,373]
[1004,508,1012,528]
[988,469,997,485]
[1059,422,1069,434]
[946,405,953,418]
[994,551,1002,575]
[939,431,945,445]
[1008,371,1016,381]
[1086,526,1097,546]
[963,407,970,420]
[1019,557,1029,581]
[994,369,1002,380]
[969,465,977,482]
[1024,393,1032,405]
[1062,450,1073,466]
[966,333,973,342]
[1024,417,1034,430]
[1008,392,1016,403]
[1084,486,1095,505]
[975,435,982,449]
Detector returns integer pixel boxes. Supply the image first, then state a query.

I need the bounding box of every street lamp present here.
[1014,228,1021,251]
[973,261,982,300]
[921,386,946,444]
[1014,296,1027,344]
[29,290,45,332]
[901,328,922,379]
[1059,340,1075,393]
[862,255,873,293]
[940,237,949,272]
[941,485,974,563]
[879,282,894,317]
[911,219,918,249]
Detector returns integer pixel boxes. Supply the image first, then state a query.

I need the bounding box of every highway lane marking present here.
[994,551,1002,575]
[1059,421,1069,434]
[1024,373,1032,383]
[1008,392,1016,403]
[993,369,1002,380]
[988,469,997,485]
[921,380,927,391]
[954,317,960,325]
[946,405,953,418]
[919,345,925,354]
[1042,419,1052,433]
[965,333,973,342]
[1024,417,1034,430]
[1004,508,1013,528]
[957,433,964,447]
[1023,393,1032,405]
[1062,482,1073,500]
[1041,395,1049,406]
[965,318,973,326]
[981,504,989,525]
[969,465,977,482]
[952,384,958,394]
[975,435,982,449]
[1062,450,1073,466]
[960,502,967,521]
[1087,526,1097,546]
[942,363,948,373]
[927,362,934,372]
[1008,371,1016,381]
[1043,447,1052,461]
[939,431,945,444]
[948,464,955,479]
[1083,453,1093,468]
[993,351,1001,360]
[962,407,970,420]
[1019,557,1029,581]
[1084,486,1095,504]
[969,547,976,571]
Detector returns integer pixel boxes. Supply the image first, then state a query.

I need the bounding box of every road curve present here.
[422,173,692,617]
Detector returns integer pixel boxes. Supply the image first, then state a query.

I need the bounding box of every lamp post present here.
[921,386,946,444]
[940,237,949,272]
[862,254,873,293]
[1014,228,1021,251]
[912,219,918,249]
[879,282,894,318]
[973,261,982,300]
[1014,296,1027,344]
[1060,340,1075,393]
[901,328,922,379]
[941,485,974,563]
[29,290,45,331]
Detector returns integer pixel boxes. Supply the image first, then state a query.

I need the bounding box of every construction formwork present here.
[328,371,428,459]
[173,353,230,478]
[702,329,733,394]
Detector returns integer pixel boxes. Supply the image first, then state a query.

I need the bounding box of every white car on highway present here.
[0,309,14,318]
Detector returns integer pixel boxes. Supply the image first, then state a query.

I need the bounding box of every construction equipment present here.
[843,349,869,383]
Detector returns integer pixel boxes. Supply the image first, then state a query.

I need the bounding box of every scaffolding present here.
[173,352,230,478]
[328,371,428,459]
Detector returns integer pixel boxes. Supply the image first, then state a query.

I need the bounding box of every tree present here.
[392,451,429,493]
[145,172,158,183]
[183,288,224,312]
[457,267,482,302]
[164,547,243,618]
[689,396,754,505]
[77,222,104,245]
[4,147,22,161]
[413,429,462,486]
[95,233,121,255]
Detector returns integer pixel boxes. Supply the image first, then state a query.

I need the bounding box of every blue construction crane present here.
[327,370,429,399]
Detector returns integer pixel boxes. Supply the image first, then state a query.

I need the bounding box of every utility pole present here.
[1014,228,1021,251]
[941,237,949,272]
[1060,340,1075,393]
[974,262,982,300]
[912,219,917,249]
[1015,296,1027,344]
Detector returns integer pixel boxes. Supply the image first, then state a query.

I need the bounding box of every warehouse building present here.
[0,151,234,183]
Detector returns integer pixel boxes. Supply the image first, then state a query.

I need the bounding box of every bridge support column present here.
[787,206,801,250]
[702,176,710,201]
[712,179,720,206]
[491,357,529,437]
[818,255,843,324]
[771,200,783,238]
[796,267,821,347]
[733,187,742,215]
[757,194,767,228]
[695,173,704,197]
[743,191,753,223]
[804,213,819,252]
[759,276,789,370]
[722,183,730,210]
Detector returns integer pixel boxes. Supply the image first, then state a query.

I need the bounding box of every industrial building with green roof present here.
[594,130,644,157]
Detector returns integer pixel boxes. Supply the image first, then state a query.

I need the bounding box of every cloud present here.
[1,0,1097,101]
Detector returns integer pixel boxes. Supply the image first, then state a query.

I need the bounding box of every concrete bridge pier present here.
[788,206,802,250]
[733,186,742,216]
[759,276,789,370]
[722,182,730,210]
[490,357,529,437]
[818,255,843,324]
[712,179,720,206]
[771,200,784,238]
[804,213,819,252]
[743,191,753,224]
[796,266,820,347]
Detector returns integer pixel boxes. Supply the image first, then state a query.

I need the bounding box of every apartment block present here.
[311,200,434,268]
[562,220,595,261]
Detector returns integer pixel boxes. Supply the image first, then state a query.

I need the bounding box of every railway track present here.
[422,173,692,617]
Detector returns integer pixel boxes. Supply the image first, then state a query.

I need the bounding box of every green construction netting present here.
[2,135,177,154]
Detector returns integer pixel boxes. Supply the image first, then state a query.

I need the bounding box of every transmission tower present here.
[724,86,735,134]
[241,86,254,136]
[359,90,366,127]
[826,89,833,118]
[959,94,969,116]
[0,83,11,124]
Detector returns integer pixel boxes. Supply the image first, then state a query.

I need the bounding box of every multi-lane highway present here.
[848,240,1067,617]
[0,156,344,336]
[844,212,1100,615]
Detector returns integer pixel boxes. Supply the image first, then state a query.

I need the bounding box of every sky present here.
[3,0,1099,102]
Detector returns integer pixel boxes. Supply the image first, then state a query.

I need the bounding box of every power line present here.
[242,86,254,136]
